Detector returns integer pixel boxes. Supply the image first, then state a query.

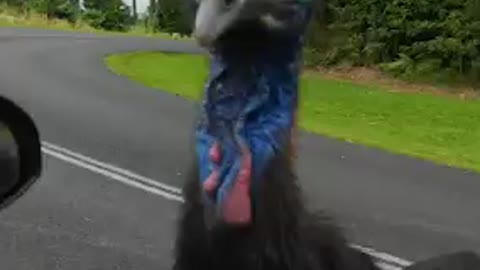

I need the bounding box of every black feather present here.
[172,144,380,270]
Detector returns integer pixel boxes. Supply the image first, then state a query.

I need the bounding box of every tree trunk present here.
[149,0,157,32]
[132,0,137,20]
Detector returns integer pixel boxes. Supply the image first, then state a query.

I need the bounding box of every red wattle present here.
[222,177,251,225]
[222,145,252,225]
[203,169,219,194]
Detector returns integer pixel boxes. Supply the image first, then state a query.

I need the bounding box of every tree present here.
[153,0,194,35]
[147,0,157,32]
[83,0,134,31]
[132,0,137,20]
[51,0,80,23]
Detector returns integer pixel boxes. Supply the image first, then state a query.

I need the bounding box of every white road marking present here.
[42,142,182,195]
[376,262,403,270]
[41,146,184,202]
[41,141,412,269]
[352,244,412,267]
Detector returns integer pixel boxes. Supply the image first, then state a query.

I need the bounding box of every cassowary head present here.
[192,0,307,49]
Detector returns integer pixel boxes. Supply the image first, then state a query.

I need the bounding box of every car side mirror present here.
[0,96,42,211]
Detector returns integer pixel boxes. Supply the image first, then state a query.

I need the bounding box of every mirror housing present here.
[0,96,42,210]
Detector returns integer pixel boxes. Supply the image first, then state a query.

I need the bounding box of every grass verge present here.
[105,51,480,173]
[0,6,192,41]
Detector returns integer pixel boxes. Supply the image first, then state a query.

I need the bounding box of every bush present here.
[83,0,133,32]
[153,0,194,36]
[308,0,480,85]
[1,0,79,24]
[51,0,78,23]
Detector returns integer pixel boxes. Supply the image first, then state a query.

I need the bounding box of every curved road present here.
[0,28,479,270]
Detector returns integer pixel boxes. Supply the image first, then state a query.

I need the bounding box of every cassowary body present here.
[172,0,381,270]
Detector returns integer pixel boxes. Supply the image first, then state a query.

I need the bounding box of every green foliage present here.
[0,0,28,10]
[0,0,79,23]
[146,0,194,36]
[1,0,133,31]
[308,0,480,85]
[158,0,193,35]
[49,0,79,23]
[82,0,133,32]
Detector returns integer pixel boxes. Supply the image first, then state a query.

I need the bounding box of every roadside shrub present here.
[307,0,480,86]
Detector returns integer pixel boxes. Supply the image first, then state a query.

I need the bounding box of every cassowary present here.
[172,0,381,270]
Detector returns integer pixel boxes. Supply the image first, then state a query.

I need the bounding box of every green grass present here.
[105,51,480,173]
[106,52,207,100]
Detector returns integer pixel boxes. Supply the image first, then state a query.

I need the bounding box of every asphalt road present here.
[0,28,479,270]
